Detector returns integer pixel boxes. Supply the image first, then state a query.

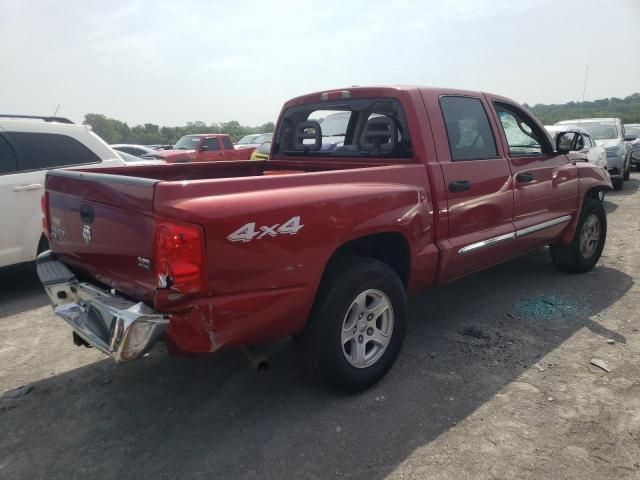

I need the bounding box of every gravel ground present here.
[1,175,639,480]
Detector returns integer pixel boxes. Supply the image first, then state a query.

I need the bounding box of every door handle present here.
[449,180,471,192]
[13,183,43,192]
[516,172,534,183]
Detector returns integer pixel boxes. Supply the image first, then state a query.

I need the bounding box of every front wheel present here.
[550,197,607,273]
[294,256,406,392]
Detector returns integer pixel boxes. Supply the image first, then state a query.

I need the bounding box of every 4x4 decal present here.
[227,216,304,243]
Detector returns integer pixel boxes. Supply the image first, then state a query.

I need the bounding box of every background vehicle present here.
[555,118,633,190]
[249,141,271,160]
[624,123,640,169]
[111,144,156,157]
[116,150,166,165]
[235,133,273,159]
[38,86,611,392]
[0,115,126,268]
[545,125,607,169]
[147,144,174,150]
[235,134,260,146]
[315,111,351,150]
[143,134,238,163]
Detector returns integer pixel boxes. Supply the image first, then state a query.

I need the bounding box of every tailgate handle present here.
[80,205,95,224]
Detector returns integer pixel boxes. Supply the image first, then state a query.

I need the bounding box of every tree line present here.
[524,93,640,125]
[83,114,274,145]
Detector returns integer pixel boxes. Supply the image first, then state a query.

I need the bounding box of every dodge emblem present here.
[82,225,92,244]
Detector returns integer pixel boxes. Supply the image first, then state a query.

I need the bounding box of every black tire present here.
[612,177,624,191]
[623,159,631,180]
[294,255,406,392]
[550,197,606,273]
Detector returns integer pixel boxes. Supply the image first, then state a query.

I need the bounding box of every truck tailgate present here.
[46,170,159,302]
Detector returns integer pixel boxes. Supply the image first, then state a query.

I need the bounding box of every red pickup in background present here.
[37,85,612,392]
[147,133,238,162]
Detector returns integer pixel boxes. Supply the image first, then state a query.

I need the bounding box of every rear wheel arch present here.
[323,232,411,288]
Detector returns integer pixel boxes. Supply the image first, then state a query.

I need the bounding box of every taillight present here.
[154,219,205,293]
[41,193,50,240]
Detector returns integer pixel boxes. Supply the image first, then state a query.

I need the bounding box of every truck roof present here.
[183,133,232,138]
[557,118,620,124]
[283,85,503,109]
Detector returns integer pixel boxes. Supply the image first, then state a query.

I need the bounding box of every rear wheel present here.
[550,197,606,273]
[294,256,406,392]
[612,177,624,191]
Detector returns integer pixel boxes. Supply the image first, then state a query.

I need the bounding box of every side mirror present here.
[556,131,577,154]
[624,134,637,141]
[199,145,209,152]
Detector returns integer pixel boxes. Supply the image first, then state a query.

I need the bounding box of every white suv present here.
[0,115,126,268]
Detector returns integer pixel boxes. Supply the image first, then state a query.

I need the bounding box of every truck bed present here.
[45,159,429,308]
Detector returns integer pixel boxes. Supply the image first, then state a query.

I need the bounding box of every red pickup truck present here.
[37,86,612,391]
[148,134,238,162]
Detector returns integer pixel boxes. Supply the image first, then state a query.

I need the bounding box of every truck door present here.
[198,137,224,162]
[490,100,579,252]
[221,136,238,160]
[424,93,517,283]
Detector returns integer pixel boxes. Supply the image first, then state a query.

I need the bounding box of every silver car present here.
[545,125,607,169]
[624,124,640,169]
[555,118,634,190]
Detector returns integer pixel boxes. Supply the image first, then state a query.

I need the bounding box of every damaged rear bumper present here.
[36,251,169,363]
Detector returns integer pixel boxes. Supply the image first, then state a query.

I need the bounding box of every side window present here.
[439,96,498,161]
[0,134,18,174]
[494,102,548,156]
[7,132,100,171]
[203,138,221,151]
[222,136,233,150]
[575,134,585,151]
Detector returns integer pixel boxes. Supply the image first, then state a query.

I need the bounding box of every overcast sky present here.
[1,0,639,126]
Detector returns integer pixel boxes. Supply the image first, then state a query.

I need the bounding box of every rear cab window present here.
[5,132,101,172]
[274,97,412,159]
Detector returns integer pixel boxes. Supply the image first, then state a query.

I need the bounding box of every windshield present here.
[559,121,618,140]
[253,133,272,143]
[625,125,640,137]
[174,135,201,150]
[236,134,259,145]
[316,112,350,137]
[256,141,271,154]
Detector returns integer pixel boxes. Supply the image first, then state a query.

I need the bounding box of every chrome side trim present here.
[458,232,516,255]
[457,214,573,255]
[516,215,572,238]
